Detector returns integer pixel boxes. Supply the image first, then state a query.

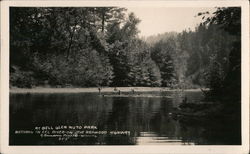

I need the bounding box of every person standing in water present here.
[98,87,101,94]
[131,89,135,94]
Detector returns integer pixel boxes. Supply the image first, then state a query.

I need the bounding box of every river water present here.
[9,91,241,145]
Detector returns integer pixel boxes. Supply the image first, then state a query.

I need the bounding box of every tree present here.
[201,7,241,100]
[10,7,122,87]
[151,39,177,87]
[96,7,126,33]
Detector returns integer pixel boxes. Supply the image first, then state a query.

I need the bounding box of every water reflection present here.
[9,91,240,145]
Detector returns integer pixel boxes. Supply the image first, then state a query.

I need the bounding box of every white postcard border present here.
[1,1,249,154]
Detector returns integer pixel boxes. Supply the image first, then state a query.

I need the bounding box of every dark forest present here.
[10,7,241,99]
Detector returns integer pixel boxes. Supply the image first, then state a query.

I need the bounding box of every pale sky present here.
[127,7,216,37]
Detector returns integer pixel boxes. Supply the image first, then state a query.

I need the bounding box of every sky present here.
[127,7,216,37]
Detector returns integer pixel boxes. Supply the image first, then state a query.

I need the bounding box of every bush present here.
[10,66,35,88]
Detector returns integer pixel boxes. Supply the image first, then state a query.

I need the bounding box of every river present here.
[9,90,241,145]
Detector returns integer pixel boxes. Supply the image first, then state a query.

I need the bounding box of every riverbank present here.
[9,87,208,94]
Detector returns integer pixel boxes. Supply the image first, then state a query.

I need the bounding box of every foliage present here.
[10,7,162,88]
[151,39,177,87]
[200,7,241,100]
[10,7,240,90]
[10,66,35,88]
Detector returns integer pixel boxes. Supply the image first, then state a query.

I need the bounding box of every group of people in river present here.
[97,87,189,104]
[98,87,136,96]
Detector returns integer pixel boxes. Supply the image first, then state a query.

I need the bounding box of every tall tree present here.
[201,7,241,100]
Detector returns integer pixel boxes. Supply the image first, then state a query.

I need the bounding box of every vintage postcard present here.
[0,0,249,154]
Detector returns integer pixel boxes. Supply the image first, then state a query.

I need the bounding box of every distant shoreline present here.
[9,87,208,94]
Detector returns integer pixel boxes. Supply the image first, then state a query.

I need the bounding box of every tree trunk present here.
[101,9,105,32]
[66,22,77,60]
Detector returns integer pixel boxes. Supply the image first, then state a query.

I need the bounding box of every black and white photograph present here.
[0,0,249,154]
